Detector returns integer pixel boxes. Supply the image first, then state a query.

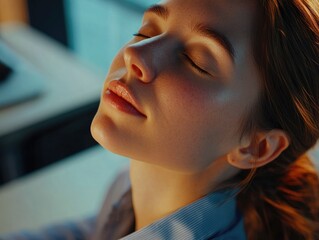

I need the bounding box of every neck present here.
[130,157,238,230]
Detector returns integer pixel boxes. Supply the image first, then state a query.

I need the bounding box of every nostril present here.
[132,64,143,78]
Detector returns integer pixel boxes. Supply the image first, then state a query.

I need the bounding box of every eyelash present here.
[133,33,150,38]
[182,53,210,76]
[133,32,210,76]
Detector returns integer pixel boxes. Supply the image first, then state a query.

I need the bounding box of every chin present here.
[90,111,137,160]
[91,112,119,152]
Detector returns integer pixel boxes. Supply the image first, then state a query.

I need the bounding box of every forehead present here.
[159,0,259,43]
[161,0,258,20]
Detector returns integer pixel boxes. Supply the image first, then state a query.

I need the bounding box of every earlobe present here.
[227,130,290,169]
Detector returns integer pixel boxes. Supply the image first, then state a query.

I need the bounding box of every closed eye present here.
[133,33,150,39]
[134,33,211,77]
[182,53,210,76]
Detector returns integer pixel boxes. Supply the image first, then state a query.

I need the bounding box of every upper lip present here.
[107,80,146,117]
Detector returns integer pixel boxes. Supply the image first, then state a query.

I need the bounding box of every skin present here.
[91,0,289,231]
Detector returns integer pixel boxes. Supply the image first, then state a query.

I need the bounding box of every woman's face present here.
[91,0,261,173]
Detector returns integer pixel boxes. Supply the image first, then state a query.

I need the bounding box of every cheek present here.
[148,76,241,170]
[158,75,236,135]
[158,74,220,117]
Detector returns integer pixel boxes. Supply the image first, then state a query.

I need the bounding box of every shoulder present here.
[102,166,131,207]
[91,167,131,238]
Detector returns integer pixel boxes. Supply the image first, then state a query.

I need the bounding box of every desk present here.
[0,24,104,183]
[0,145,129,234]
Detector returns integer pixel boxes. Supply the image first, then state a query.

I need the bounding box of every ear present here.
[227,130,290,169]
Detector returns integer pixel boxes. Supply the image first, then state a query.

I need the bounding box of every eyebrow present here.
[145,4,236,60]
[145,4,169,20]
[192,24,235,60]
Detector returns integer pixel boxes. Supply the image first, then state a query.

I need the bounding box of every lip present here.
[104,80,146,118]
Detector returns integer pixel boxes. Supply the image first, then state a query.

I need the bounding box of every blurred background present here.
[0,0,156,235]
[0,0,157,184]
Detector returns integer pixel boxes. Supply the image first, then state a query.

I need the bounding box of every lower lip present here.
[104,89,146,117]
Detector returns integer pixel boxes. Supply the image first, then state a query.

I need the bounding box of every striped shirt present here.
[1,169,246,240]
[92,188,246,240]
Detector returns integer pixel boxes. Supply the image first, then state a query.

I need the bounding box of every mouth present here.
[105,80,146,118]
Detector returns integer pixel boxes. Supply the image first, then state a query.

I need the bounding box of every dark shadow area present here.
[27,0,69,46]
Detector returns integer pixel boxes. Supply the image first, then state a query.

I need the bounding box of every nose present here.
[123,41,157,83]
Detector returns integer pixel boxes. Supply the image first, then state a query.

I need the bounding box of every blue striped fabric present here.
[1,190,246,240]
[120,190,247,240]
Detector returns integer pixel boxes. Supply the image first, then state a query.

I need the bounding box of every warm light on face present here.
[91,0,261,173]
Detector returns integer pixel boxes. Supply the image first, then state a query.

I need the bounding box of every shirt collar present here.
[121,190,246,240]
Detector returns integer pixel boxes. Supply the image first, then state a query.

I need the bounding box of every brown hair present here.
[236,0,319,239]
